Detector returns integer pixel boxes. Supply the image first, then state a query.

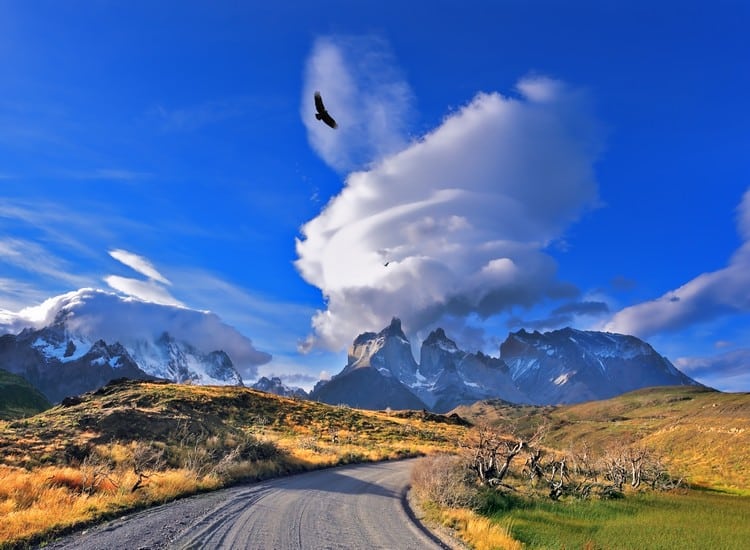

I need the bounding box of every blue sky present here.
[1,1,748,391]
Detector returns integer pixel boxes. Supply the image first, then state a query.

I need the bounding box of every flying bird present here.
[314,91,338,129]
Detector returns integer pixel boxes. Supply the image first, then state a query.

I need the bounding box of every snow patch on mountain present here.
[0,288,270,380]
[316,320,701,411]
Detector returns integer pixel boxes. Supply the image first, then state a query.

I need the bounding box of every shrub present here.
[411,454,478,509]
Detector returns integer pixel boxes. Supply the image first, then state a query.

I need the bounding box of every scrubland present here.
[0,379,467,548]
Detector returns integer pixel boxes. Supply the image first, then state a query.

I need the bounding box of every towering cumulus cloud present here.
[297,72,603,351]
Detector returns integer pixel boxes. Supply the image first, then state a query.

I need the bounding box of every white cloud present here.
[105,249,184,306]
[604,187,750,338]
[1,288,271,376]
[301,35,414,172]
[103,275,184,307]
[675,348,750,392]
[0,237,89,286]
[296,77,602,351]
[109,248,171,284]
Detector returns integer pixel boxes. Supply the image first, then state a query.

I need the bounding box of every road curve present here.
[43,459,447,550]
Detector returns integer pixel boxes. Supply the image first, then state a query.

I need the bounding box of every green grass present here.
[0,368,51,420]
[485,490,750,549]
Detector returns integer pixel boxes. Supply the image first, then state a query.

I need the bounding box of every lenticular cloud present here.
[296,77,603,351]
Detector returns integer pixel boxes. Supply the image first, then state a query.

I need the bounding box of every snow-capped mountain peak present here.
[500,328,700,404]
[0,288,274,401]
[312,321,701,412]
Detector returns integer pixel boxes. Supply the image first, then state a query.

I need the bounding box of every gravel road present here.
[43,459,449,550]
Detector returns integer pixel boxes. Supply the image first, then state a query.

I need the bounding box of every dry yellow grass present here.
[0,379,469,548]
[0,464,222,546]
[438,508,523,550]
[454,386,750,491]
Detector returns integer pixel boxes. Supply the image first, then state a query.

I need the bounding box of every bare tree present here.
[462,423,546,487]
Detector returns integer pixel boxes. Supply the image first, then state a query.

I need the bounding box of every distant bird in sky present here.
[314,91,337,129]
[384,261,390,267]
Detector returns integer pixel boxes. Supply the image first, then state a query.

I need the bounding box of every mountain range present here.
[310,318,700,411]
[250,376,307,399]
[0,289,701,409]
[0,290,247,403]
[0,323,245,403]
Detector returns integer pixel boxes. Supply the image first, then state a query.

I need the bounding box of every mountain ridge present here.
[311,318,701,411]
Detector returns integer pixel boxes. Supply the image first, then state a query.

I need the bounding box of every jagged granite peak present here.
[418,328,461,379]
[317,321,527,412]
[382,317,407,338]
[252,376,307,399]
[344,317,418,384]
[315,321,701,412]
[417,329,528,412]
[500,327,700,404]
[0,328,158,403]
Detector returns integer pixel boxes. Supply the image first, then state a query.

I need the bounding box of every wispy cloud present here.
[0,198,148,256]
[296,75,602,351]
[170,269,317,352]
[109,249,171,284]
[58,168,151,181]
[301,35,414,172]
[674,348,750,392]
[604,187,750,338]
[0,277,55,315]
[105,249,182,306]
[0,237,89,286]
[151,96,263,132]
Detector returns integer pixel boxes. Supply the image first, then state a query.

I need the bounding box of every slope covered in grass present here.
[453,386,750,490]
[0,368,51,420]
[0,378,468,548]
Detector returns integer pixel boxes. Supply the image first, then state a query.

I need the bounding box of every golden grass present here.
[438,508,523,550]
[0,464,218,546]
[454,386,750,491]
[0,380,469,548]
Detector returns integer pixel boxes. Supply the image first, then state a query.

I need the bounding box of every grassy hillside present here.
[0,379,469,548]
[453,385,750,491]
[0,368,51,420]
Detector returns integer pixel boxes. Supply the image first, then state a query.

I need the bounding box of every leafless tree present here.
[462,423,546,487]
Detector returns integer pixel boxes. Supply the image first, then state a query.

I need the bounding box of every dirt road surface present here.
[43,459,449,549]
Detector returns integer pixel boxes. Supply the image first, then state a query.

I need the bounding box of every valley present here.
[0,379,748,548]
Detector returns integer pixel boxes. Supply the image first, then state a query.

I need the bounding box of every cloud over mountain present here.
[605,187,750,338]
[296,76,602,351]
[0,288,271,378]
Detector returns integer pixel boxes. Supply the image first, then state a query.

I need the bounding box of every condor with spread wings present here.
[314,91,338,129]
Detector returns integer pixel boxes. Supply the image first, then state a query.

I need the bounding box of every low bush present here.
[411,454,478,509]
